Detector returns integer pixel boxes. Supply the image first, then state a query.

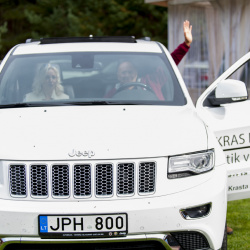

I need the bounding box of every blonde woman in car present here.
[24,63,69,102]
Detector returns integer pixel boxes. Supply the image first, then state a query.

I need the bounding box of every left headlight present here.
[168,149,214,179]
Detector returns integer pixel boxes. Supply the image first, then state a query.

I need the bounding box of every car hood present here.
[0,105,208,161]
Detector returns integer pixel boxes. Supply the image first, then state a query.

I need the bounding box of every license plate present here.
[39,213,127,238]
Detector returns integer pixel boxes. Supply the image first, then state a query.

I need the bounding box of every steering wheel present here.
[115,82,154,94]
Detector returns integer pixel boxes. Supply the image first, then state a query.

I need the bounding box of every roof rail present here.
[138,37,151,41]
[26,36,137,44]
[25,38,40,43]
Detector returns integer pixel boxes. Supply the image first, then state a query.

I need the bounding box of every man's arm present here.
[171,20,192,65]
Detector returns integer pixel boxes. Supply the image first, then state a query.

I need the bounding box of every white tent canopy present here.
[145,0,250,102]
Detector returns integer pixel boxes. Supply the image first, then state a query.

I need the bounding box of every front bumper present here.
[0,166,227,250]
[1,234,173,250]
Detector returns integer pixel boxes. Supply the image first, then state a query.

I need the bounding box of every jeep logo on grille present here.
[68,149,95,158]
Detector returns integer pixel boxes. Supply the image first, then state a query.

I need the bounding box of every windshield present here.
[0,52,186,107]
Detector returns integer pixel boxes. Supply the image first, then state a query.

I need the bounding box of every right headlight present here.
[168,149,214,179]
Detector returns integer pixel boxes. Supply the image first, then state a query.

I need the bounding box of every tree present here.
[0,0,168,59]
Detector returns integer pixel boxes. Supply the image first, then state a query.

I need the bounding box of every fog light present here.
[180,203,211,219]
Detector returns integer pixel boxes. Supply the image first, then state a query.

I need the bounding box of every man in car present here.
[106,20,193,99]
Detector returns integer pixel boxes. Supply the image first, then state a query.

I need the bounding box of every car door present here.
[196,52,250,201]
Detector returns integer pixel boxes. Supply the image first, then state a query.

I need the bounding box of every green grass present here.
[227,199,250,249]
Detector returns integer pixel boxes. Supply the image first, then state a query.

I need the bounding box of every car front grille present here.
[139,162,155,193]
[30,165,48,197]
[52,165,70,197]
[9,165,26,197]
[117,163,135,195]
[9,162,156,199]
[96,164,113,197]
[171,231,210,250]
[74,164,91,198]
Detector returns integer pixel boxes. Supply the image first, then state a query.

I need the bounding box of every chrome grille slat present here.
[117,163,134,195]
[95,164,113,196]
[30,165,48,197]
[9,162,156,199]
[139,162,156,194]
[74,164,91,198]
[9,165,26,197]
[52,165,69,197]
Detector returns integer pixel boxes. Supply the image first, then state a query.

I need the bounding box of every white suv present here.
[0,36,248,250]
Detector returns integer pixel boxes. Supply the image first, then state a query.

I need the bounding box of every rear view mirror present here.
[72,53,94,69]
[210,79,248,106]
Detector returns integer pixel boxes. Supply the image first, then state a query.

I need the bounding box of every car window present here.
[0,52,186,106]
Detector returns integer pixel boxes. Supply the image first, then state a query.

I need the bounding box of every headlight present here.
[168,150,214,179]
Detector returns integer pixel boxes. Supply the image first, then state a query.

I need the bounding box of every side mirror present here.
[210,79,248,106]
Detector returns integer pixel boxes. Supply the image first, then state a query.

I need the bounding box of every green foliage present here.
[0,0,168,59]
[0,21,7,50]
[227,199,250,249]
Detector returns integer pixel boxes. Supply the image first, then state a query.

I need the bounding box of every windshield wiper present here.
[0,100,140,109]
[0,102,71,109]
[0,103,37,109]
[65,101,136,105]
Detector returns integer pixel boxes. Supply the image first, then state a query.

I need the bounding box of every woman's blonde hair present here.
[32,63,64,96]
